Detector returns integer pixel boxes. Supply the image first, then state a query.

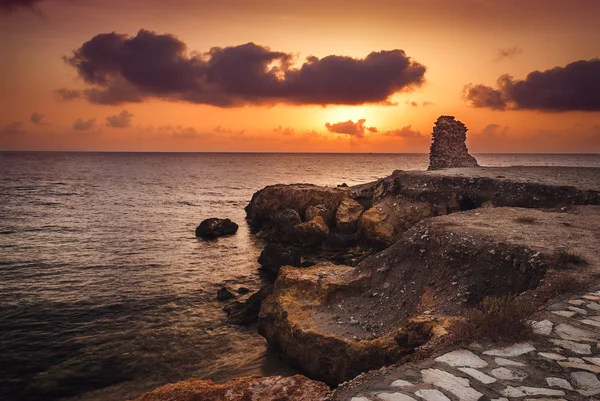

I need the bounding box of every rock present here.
[531,319,553,336]
[482,343,535,357]
[414,389,450,401]
[195,218,238,238]
[336,198,364,233]
[421,368,483,401]
[295,216,329,247]
[258,244,302,276]
[359,208,396,247]
[434,349,488,368]
[272,209,302,242]
[237,287,250,294]
[224,286,273,325]
[501,386,565,397]
[571,371,600,395]
[428,116,478,170]
[549,339,592,355]
[458,368,496,384]
[246,184,348,232]
[216,287,235,301]
[305,204,334,226]
[131,374,329,401]
[322,232,359,251]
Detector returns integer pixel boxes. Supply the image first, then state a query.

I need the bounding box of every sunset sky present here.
[1,0,599,152]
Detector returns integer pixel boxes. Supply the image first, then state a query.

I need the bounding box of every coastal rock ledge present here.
[131,375,328,401]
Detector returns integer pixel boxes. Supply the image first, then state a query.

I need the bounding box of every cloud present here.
[0,121,26,135]
[73,118,96,131]
[464,59,600,112]
[273,125,295,136]
[480,123,508,137]
[30,112,45,125]
[55,88,83,100]
[1,0,43,14]
[384,125,423,138]
[106,110,134,128]
[494,47,523,61]
[325,119,377,138]
[422,101,434,106]
[157,125,211,139]
[59,29,426,107]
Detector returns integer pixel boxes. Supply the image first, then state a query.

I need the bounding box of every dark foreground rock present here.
[224,286,273,325]
[131,374,328,401]
[195,218,238,238]
[258,244,302,275]
[216,287,235,301]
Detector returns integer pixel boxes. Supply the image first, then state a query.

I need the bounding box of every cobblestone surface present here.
[337,290,600,400]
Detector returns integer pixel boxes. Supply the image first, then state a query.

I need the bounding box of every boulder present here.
[335,198,364,233]
[305,204,333,226]
[224,285,273,325]
[428,116,479,170]
[131,374,328,401]
[359,208,396,247]
[272,209,302,242]
[322,232,359,251]
[295,216,329,247]
[216,287,235,301]
[195,218,238,238]
[258,244,302,275]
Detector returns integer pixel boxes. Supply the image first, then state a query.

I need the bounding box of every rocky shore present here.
[134,117,600,400]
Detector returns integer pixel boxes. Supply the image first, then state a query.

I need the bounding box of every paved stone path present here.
[341,290,600,400]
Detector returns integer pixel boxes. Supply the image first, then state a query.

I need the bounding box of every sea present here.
[1,152,599,401]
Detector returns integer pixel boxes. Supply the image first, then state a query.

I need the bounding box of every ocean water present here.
[1,152,599,401]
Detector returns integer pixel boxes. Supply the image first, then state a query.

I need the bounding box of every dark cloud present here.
[73,118,96,131]
[422,101,434,106]
[463,84,507,110]
[0,121,26,135]
[60,29,426,107]
[384,125,423,138]
[1,0,43,14]
[30,112,44,125]
[55,88,83,100]
[325,119,378,138]
[494,47,523,61]
[157,125,211,139]
[106,110,134,128]
[464,59,600,112]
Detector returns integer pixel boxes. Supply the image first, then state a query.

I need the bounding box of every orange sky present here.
[0,0,599,152]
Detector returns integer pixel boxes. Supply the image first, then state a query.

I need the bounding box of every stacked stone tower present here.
[428,116,478,170]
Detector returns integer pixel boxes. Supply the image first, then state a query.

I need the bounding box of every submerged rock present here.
[216,287,235,301]
[131,374,328,401]
[335,198,364,233]
[225,285,273,325]
[258,244,302,276]
[195,218,238,238]
[428,116,478,170]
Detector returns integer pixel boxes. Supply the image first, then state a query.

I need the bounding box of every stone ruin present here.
[428,116,479,170]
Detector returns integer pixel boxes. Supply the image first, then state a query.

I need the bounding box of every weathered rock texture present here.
[131,375,328,401]
[428,116,478,170]
[259,205,600,385]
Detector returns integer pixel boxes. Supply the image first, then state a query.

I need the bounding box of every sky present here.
[0,0,599,153]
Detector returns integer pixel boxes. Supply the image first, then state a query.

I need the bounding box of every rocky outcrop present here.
[335,198,364,233]
[195,218,238,238]
[256,205,600,385]
[305,204,334,226]
[246,184,349,232]
[258,244,302,275]
[428,116,478,170]
[216,287,235,301]
[295,216,329,247]
[131,374,328,401]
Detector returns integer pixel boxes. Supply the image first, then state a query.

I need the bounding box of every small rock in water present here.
[196,218,238,238]
[217,287,235,301]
